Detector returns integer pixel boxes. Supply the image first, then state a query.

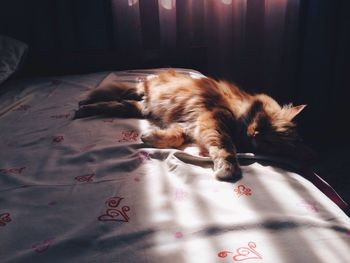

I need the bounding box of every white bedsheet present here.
[0,69,349,263]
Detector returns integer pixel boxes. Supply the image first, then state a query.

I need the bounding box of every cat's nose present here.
[247,130,259,138]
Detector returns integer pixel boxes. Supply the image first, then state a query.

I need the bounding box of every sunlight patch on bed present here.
[306,226,350,262]
[135,119,349,262]
[142,149,219,261]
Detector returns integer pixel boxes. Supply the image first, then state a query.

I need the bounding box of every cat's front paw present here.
[141,132,155,145]
[73,107,87,119]
[78,99,89,106]
[214,158,242,182]
[141,132,164,148]
[73,105,94,119]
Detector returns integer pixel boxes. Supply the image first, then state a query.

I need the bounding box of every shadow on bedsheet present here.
[171,151,350,262]
[236,167,350,262]
[2,139,350,263]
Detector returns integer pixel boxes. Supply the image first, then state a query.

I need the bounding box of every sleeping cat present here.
[74,70,307,181]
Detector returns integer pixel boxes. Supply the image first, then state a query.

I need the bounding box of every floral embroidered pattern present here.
[218,242,262,261]
[98,197,130,223]
[117,130,139,143]
[75,173,95,183]
[297,200,319,213]
[0,213,11,227]
[137,151,151,163]
[0,166,26,175]
[174,188,188,202]
[174,231,183,239]
[52,135,64,143]
[32,238,55,253]
[234,185,252,198]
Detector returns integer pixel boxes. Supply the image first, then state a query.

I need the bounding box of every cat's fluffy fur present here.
[75,70,306,181]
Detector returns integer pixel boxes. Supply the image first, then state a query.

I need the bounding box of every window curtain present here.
[0,1,303,97]
[1,0,349,146]
[93,0,300,102]
[0,1,299,83]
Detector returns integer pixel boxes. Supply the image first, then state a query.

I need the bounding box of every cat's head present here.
[245,95,310,160]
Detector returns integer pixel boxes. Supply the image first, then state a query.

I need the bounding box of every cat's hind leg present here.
[74,100,144,119]
[141,124,186,148]
[79,82,143,106]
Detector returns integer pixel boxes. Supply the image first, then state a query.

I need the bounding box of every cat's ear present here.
[283,104,307,121]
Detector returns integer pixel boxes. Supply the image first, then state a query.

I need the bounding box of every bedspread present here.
[0,69,349,263]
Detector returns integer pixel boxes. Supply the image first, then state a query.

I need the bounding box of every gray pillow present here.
[0,36,28,85]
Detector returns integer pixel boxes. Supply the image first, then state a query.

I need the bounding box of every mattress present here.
[0,69,349,263]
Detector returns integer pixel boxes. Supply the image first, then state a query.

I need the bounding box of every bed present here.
[1,68,350,263]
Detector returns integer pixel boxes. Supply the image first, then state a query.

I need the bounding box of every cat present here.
[74,70,307,182]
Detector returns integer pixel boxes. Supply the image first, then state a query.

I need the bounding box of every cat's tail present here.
[74,80,145,119]
[73,100,145,119]
[79,82,143,106]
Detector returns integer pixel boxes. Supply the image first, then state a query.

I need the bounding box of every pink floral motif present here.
[0,213,11,226]
[175,231,183,239]
[32,238,55,253]
[233,242,262,261]
[117,130,139,143]
[174,188,188,201]
[234,185,252,198]
[52,135,64,143]
[50,113,70,119]
[0,166,26,175]
[218,242,262,261]
[218,250,234,259]
[137,151,151,163]
[75,173,95,183]
[297,200,319,213]
[98,197,130,223]
[13,104,31,111]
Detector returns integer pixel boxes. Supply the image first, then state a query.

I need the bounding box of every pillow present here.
[0,35,28,85]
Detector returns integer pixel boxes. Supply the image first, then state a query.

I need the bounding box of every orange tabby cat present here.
[75,70,306,181]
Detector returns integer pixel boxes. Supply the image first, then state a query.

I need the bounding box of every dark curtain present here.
[0,0,349,149]
[296,0,350,150]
